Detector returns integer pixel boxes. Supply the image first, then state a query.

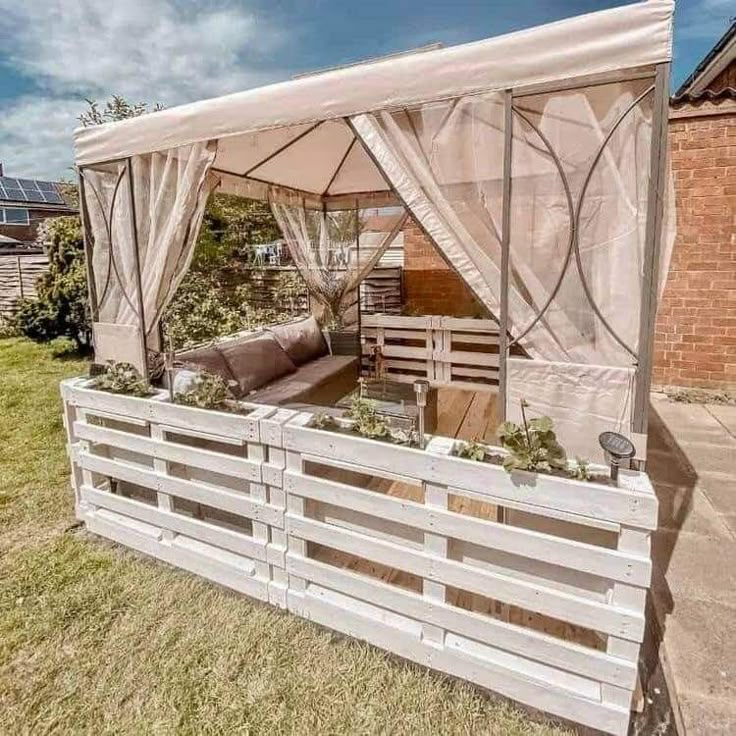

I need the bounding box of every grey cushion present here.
[250,355,358,406]
[177,344,234,384]
[218,333,296,398]
[268,316,328,366]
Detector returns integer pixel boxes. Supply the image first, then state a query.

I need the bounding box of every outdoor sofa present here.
[175,315,359,407]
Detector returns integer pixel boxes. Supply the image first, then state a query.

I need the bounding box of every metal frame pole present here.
[355,198,363,340]
[632,62,670,435]
[125,157,149,380]
[497,90,513,424]
[78,168,100,325]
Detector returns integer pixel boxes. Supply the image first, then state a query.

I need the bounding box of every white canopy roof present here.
[74,0,673,168]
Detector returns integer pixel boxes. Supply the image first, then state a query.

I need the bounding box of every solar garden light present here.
[165,336,176,402]
[598,431,636,482]
[413,379,430,449]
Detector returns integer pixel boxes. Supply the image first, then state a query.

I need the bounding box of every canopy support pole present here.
[77,168,99,324]
[632,62,670,437]
[125,157,150,380]
[497,90,513,425]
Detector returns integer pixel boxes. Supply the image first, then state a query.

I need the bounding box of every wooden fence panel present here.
[0,252,48,318]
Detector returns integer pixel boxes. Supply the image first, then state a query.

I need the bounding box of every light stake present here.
[413,379,430,449]
[165,336,176,402]
[598,431,636,482]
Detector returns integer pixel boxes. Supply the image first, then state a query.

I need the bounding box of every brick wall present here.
[652,106,736,389]
[402,219,488,318]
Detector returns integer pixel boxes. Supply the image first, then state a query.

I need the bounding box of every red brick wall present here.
[402,219,488,318]
[652,108,736,389]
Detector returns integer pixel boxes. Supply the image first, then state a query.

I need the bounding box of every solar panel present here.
[0,176,67,205]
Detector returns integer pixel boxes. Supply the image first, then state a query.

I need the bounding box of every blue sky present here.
[0,0,732,180]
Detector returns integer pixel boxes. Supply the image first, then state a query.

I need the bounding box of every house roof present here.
[671,86,736,108]
[0,176,76,211]
[674,20,736,97]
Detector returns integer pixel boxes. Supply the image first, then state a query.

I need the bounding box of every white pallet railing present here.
[60,378,656,736]
[279,415,656,736]
[361,314,500,392]
[62,378,291,606]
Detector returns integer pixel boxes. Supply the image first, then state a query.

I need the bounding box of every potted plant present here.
[89,361,154,397]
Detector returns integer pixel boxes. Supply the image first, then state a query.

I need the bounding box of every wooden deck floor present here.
[435,387,499,444]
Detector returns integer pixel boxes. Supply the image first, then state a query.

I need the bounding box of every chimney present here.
[0,162,3,177]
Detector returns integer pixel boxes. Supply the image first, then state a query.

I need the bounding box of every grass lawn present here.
[0,337,570,735]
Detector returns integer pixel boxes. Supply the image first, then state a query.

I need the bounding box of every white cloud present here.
[0,98,81,181]
[0,0,291,179]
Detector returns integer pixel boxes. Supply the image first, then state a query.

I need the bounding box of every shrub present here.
[14,217,90,350]
[91,362,151,397]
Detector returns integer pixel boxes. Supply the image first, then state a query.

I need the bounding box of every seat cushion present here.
[176,344,234,384]
[268,316,328,366]
[218,332,296,398]
[250,355,358,406]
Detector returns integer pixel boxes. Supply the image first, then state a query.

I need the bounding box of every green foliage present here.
[345,396,390,439]
[78,95,164,127]
[498,409,567,475]
[163,194,303,349]
[48,336,79,358]
[14,217,90,349]
[91,362,152,397]
[0,315,19,339]
[569,457,592,482]
[174,372,233,411]
[457,438,486,462]
[312,413,336,430]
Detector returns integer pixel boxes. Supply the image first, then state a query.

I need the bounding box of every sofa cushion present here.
[176,344,234,384]
[250,355,358,406]
[218,333,296,398]
[268,316,328,366]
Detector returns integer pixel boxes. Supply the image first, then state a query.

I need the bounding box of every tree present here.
[78,95,164,128]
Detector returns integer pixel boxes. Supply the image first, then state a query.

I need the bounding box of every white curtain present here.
[351,83,674,366]
[351,95,567,361]
[351,83,674,451]
[271,192,407,324]
[83,141,217,356]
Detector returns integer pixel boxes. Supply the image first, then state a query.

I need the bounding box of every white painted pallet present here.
[61,378,656,736]
[361,313,500,391]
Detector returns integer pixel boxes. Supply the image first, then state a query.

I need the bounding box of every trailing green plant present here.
[457,438,486,462]
[498,400,567,475]
[568,457,592,482]
[90,362,152,397]
[173,371,233,411]
[345,396,390,439]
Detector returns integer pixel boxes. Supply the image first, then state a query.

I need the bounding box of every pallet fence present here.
[361,314,501,392]
[61,378,656,736]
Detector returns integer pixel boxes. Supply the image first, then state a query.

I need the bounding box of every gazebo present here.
[62,3,674,733]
